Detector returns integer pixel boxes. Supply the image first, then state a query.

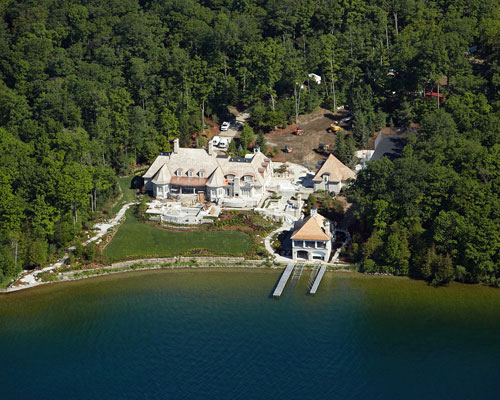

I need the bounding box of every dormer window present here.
[323,174,329,183]
[199,170,205,178]
[187,169,193,177]
[176,169,182,177]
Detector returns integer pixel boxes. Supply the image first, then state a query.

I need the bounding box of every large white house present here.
[143,139,273,206]
[291,209,334,262]
[312,154,356,194]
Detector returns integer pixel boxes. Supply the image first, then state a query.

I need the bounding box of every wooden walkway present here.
[273,263,295,298]
[309,264,327,295]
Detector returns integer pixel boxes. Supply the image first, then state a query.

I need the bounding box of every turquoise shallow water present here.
[1,269,500,399]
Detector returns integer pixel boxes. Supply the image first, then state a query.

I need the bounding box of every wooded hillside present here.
[0,0,499,284]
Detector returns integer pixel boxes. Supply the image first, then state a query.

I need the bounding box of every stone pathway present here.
[264,223,293,264]
[8,202,136,292]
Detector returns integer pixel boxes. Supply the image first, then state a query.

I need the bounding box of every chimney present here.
[311,206,317,216]
[208,140,214,155]
[323,219,331,234]
[254,146,260,154]
[233,176,240,194]
[173,138,179,154]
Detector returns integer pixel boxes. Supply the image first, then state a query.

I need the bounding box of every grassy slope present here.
[103,209,252,261]
[106,176,137,216]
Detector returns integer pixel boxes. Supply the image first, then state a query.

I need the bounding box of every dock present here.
[309,264,327,295]
[273,263,295,298]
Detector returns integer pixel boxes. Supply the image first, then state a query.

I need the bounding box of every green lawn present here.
[103,209,252,261]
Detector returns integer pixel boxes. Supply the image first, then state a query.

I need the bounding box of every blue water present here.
[1,269,500,399]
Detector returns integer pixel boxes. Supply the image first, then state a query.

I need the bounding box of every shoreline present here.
[0,259,357,295]
[0,200,356,295]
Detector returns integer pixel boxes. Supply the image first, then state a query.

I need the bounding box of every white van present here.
[211,136,221,146]
[219,138,230,149]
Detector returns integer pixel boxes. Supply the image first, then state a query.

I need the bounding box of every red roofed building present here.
[312,154,356,194]
[291,208,334,261]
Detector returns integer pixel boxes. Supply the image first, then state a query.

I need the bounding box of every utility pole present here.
[437,83,440,109]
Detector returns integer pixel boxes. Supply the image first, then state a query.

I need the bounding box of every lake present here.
[1,269,500,399]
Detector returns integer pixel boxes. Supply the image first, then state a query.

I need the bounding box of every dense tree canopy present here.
[349,108,500,285]
[0,0,499,284]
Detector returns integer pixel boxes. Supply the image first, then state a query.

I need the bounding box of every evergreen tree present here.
[353,111,370,147]
[395,101,414,128]
[256,131,267,154]
[334,131,346,163]
[240,124,255,150]
[345,134,356,167]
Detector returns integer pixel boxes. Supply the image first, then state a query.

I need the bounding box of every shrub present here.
[360,258,377,273]
[74,242,84,258]
[83,242,98,263]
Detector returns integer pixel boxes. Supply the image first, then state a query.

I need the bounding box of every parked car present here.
[338,115,353,125]
[220,121,230,131]
[211,136,221,146]
[218,138,230,149]
[337,112,353,125]
[294,126,305,135]
[284,144,292,153]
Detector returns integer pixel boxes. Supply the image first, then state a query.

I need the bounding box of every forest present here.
[0,0,499,285]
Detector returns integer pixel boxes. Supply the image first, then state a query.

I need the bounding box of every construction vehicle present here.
[318,143,329,153]
[294,126,305,135]
[328,123,342,133]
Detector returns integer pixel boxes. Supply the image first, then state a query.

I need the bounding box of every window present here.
[157,186,162,193]
[323,174,329,183]
[176,169,182,177]
[199,170,205,178]
[187,170,193,177]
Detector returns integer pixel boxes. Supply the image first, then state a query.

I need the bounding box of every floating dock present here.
[309,264,327,295]
[273,263,295,298]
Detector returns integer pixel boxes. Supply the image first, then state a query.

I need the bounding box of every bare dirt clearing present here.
[266,108,350,169]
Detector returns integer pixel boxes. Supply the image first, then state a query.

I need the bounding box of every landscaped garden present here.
[103,209,254,261]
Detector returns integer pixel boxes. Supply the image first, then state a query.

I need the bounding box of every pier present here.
[309,264,326,295]
[273,263,295,298]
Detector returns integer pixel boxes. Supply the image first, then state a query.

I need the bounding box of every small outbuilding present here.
[312,154,356,194]
[290,209,334,262]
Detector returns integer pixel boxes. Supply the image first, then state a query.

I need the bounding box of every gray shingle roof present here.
[144,148,271,188]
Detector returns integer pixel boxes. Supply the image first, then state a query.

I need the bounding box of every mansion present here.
[143,139,273,206]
